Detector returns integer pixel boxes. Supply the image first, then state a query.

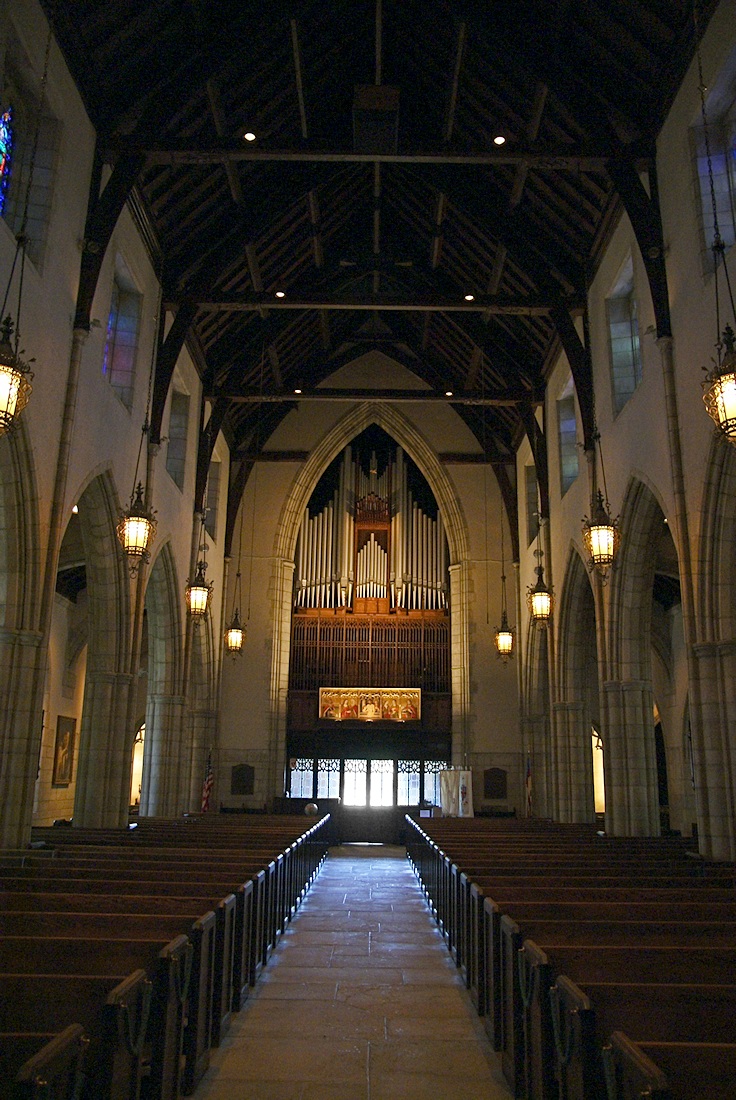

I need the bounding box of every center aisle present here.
[198,843,512,1100]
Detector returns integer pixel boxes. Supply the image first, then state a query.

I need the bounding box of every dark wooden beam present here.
[212,387,532,405]
[101,140,627,171]
[493,461,520,564]
[520,403,549,522]
[75,151,146,329]
[606,154,671,338]
[177,293,570,314]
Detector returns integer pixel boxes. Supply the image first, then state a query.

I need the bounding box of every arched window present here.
[0,108,13,215]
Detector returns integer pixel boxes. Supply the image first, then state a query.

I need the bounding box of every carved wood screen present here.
[289,614,449,692]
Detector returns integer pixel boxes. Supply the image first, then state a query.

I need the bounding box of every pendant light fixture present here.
[695,4,736,440]
[224,504,245,656]
[116,288,159,572]
[527,542,554,624]
[0,29,52,436]
[186,512,213,618]
[495,507,514,660]
[582,428,619,579]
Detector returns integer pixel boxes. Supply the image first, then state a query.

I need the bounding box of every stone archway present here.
[554,547,597,823]
[0,419,43,846]
[604,476,669,836]
[139,541,185,816]
[267,400,471,799]
[72,471,132,827]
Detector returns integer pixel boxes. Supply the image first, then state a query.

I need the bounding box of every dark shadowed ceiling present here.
[42,0,715,550]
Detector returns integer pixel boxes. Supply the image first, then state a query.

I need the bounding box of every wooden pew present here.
[547,970,736,1100]
[0,871,255,1029]
[0,917,210,1098]
[606,1037,736,1100]
[0,900,242,1040]
[0,1023,88,1100]
[405,815,736,1098]
[0,971,151,1100]
[508,933,736,1100]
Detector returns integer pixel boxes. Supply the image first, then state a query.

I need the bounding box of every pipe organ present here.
[294,444,448,614]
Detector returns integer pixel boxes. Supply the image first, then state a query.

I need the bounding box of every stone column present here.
[449,560,470,765]
[73,670,133,827]
[139,693,186,816]
[268,559,295,803]
[693,642,736,860]
[602,680,660,836]
[526,711,552,819]
[553,700,594,823]
[188,708,218,811]
[0,629,45,847]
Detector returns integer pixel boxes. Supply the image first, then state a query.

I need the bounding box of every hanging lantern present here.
[703,325,736,442]
[582,488,620,576]
[527,563,553,623]
[117,482,157,570]
[224,608,245,655]
[495,609,514,660]
[187,560,212,618]
[0,316,33,435]
[495,518,514,661]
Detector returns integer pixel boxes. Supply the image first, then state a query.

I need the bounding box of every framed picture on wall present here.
[52,716,76,787]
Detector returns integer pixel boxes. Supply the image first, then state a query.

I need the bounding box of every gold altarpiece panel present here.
[319,687,421,723]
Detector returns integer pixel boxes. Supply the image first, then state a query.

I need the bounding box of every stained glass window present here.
[0,108,12,216]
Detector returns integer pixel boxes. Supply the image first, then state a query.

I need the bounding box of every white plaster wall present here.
[0,0,95,524]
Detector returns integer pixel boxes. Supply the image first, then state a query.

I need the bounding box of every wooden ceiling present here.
[42,0,715,546]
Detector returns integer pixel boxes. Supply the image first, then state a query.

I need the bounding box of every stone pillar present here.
[526,711,551,819]
[0,629,44,847]
[602,680,660,836]
[73,670,133,827]
[693,642,736,860]
[449,560,470,765]
[268,559,295,804]
[139,693,186,817]
[553,700,594,823]
[188,708,218,811]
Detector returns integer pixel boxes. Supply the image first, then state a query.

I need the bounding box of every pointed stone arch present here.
[0,420,44,846]
[267,400,472,796]
[273,402,469,565]
[554,546,597,822]
[72,470,132,826]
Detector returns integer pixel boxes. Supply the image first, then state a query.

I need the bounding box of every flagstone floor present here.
[196,843,512,1100]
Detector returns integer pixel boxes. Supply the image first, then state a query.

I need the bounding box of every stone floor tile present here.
[195,845,511,1100]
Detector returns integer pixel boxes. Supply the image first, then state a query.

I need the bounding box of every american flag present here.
[525,753,532,817]
[200,750,214,812]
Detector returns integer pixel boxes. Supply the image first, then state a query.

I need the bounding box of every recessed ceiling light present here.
[464,293,475,301]
[445,390,454,397]
[275,290,285,298]
[244,131,256,142]
[294,387,302,394]
[493,135,506,146]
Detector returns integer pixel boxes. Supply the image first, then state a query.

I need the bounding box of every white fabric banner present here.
[439,769,474,817]
[458,770,474,817]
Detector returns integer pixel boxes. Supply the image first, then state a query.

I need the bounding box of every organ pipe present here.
[293,443,448,611]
